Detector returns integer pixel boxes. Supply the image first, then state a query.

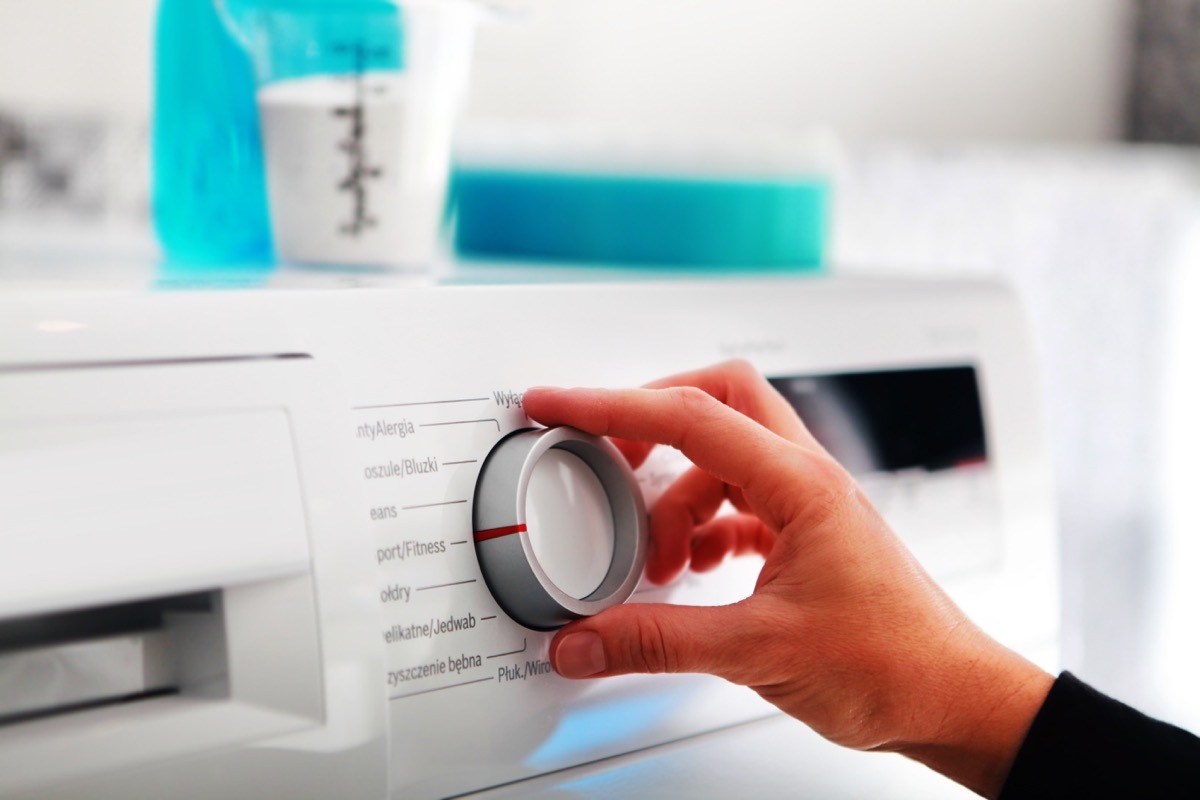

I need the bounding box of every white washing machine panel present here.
[0,277,1057,798]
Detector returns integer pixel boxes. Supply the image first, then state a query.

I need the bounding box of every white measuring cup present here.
[221,0,480,271]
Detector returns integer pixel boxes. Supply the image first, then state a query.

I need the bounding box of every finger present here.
[647,466,729,585]
[645,359,818,448]
[524,385,825,532]
[549,601,761,684]
[608,359,792,470]
[726,484,752,514]
[611,436,655,470]
[690,514,777,573]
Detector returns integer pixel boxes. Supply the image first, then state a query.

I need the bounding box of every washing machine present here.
[0,270,1057,798]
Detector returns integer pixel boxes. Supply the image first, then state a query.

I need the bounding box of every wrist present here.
[890,631,1054,798]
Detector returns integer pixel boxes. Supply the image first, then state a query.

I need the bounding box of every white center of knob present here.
[525,449,616,599]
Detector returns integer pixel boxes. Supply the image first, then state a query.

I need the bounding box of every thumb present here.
[549,602,754,682]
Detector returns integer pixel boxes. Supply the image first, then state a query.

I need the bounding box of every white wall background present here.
[0,0,1133,143]
[467,0,1134,142]
[0,0,158,117]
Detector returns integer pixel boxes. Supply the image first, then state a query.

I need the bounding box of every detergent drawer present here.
[0,355,386,799]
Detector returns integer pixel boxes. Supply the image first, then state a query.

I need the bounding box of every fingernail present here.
[554,631,607,678]
[526,385,564,393]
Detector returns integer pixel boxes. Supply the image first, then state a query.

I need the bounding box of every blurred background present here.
[3,0,1200,735]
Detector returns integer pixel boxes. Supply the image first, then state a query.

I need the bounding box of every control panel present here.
[349,383,761,798]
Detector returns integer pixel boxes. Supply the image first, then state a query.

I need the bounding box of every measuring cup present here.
[220,0,479,270]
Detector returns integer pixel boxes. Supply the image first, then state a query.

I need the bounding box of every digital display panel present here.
[768,366,987,476]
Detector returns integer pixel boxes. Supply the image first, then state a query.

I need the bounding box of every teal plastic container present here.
[452,168,830,270]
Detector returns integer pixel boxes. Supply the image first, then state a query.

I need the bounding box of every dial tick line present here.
[487,638,528,659]
[353,397,489,411]
[389,676,495,701]
[402,499,467,511]
[416,579,477,592]
[420,419,501,432]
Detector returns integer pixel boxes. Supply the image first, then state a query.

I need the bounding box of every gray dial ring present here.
[473,426,648,631]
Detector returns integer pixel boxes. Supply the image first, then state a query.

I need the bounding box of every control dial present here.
[472,427,649,630]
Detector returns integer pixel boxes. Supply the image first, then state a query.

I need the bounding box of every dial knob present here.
[472,426,649,630]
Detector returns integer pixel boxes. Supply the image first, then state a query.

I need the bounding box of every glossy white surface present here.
[526,449,615,599]
[0,409,309,617]
[463,714,974,800]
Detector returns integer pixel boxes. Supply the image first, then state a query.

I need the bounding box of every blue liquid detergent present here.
[152,0,274,265]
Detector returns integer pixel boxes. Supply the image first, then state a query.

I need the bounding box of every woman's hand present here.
[523,359,1052,799]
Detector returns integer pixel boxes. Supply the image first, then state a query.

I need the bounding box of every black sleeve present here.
[999,671,1200,798]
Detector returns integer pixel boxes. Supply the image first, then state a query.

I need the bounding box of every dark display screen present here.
[768,366,988,475]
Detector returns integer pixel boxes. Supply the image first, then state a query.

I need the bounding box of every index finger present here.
[607,359,818,470]
[523,385,824,533]
[644,359,818,448]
